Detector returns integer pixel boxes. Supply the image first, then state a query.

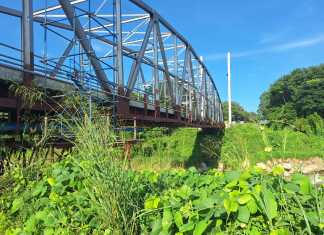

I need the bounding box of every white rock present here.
[302,164,324,174]
[256,162,267,170]
[282,163,292,170]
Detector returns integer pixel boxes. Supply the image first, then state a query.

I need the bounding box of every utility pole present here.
[227,52,232,126]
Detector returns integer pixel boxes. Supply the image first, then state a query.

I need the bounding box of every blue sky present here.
[1,0,324,112]
[144,0,324,112]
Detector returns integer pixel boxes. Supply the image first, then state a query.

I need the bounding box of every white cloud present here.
[206,34,324,61]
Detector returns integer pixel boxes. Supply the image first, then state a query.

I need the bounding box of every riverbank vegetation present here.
[1,117,323,234]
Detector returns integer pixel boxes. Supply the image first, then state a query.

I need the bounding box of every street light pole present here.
[227,52,232,126]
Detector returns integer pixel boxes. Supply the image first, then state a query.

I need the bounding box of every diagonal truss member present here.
[58,0,111,93]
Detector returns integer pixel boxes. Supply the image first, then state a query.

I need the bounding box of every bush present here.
[141,168,324,234]
[295,113,324,137]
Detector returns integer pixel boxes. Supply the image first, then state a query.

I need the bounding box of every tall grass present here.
[54,96,146,234]
[221,123,324,169]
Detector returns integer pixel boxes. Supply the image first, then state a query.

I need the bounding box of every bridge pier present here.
[116,97,130,120]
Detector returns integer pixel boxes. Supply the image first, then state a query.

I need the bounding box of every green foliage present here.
[131,128,224,170]
[1,119,323,234]
[222,101,256,122]
[259,64,324,123]
[9,82,44,109]
[221,123,324,168]
[141,168,324,234]
[294,113,324,137]
[0,116,149,234]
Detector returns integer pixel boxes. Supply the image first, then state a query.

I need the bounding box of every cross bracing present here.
[0,0,223,128]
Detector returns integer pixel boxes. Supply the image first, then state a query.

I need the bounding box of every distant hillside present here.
[258,64,324,123]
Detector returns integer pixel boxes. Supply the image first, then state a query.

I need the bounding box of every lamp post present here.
[227,52,232,126]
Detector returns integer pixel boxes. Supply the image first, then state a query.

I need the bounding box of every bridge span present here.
[0,0,224,130]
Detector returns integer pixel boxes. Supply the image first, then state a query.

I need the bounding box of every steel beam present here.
[155,21,174,106]
[0,8,190,90]
[33,0,86,16]
[152,19,159,104]
[58,0,111,93]
[49,40,74,78]
[115,0,124,90]
[22,0,34,86]
[126,18,154,96]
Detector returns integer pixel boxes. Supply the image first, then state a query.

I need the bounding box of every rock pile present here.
[256,157,324,185]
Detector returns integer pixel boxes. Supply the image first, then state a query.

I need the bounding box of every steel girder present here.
[58,0,111,93]
[0,0,223,125]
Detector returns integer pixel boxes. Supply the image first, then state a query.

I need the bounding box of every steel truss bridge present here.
[0,0,224,130]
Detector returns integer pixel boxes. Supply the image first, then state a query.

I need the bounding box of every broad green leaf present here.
[178,185,192,199]
[262,188,278,220]
[162,208,173,232]
[238,194,252,205]
[151,217,162,235]
[229,190,240,199]
[144,196,160,209]
[283,183,299,193]
[240,171,252,180]
[179,222,195,233]
[272,165,284,176]
[249,227,261,235]
[193,197,216,210]
[35,210,48,221]
[49,192,60,202]
[44,228,55,235]
[225,180,238,189]
[247,199,258,214]
[148,173,158,183]
[239,180,249,189]
[193,220,211,235]
[224,199,239,214]
[292,174,311,195]
[306,211,319,226]
[224,171,240,182]
[47,177,56,186]
[32,183,47,197]
[237,206,250,223]
[24,216,37,233]
[174,211,183,228]
[11,198,24,214]
[270,228,290,235]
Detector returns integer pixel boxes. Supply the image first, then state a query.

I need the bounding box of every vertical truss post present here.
[22,0,34,86]
[199,57,205,121]
[182,48,189,120]
[115,0,124,93]
[173,36,181,120]
[204,77,208,121]
[214,94,217,123]
[152,18,160,118]
[58,0,111,93]
[187,51,193,122]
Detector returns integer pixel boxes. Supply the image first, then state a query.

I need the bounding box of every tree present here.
[222,101,256,122]
[258,64,324,122]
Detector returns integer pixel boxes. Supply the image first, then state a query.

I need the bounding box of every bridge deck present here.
[0,63,224,129]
